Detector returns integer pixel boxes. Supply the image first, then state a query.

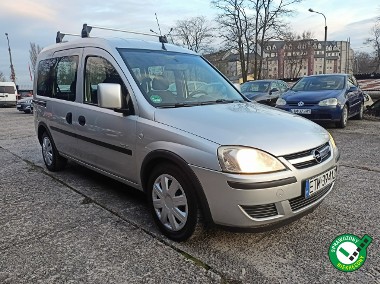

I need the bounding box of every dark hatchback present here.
[275,74,364,128]
[240,79,289,106]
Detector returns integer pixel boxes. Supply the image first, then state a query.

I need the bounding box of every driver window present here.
[84,56,133,112]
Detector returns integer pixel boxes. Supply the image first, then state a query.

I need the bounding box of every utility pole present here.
[5,33,16,83]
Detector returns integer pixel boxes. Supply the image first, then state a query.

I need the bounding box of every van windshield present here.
[0,86,15,94]
[118,49,244,107]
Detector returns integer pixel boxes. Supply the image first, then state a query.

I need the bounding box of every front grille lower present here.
[241,203,278,219]
[282,142,331,169]
[289,183,332,211]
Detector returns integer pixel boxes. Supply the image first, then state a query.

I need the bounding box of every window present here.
[84,56,134,112]
[0,86,15,94]
[37,56,78,101]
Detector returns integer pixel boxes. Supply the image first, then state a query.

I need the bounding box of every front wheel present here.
[336,105,348,128]
[147,163,199,241]
[41,132,67,171]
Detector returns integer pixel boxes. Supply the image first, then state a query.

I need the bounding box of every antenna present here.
[155,13,162,36]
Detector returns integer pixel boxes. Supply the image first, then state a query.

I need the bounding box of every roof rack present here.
[56,31,81,43]
[81,24,169,50]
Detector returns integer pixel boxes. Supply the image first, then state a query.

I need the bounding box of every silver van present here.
[34,26,339,241]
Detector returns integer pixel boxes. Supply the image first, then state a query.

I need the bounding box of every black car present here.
[16,97,33,113]
[240,80,289,106]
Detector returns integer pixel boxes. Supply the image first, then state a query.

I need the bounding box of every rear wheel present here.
[41,132,67,171]
[336,105,348,128]
[147,163,199,241]
[353,102,364,120]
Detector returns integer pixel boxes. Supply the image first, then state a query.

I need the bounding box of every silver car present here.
[34,33,339,241]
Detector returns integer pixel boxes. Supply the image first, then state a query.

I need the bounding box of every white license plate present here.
[16,104,21,108]
[305,167,336,198]
[291,109,311,114]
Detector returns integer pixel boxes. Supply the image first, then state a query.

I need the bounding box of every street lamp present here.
[309,8,327,74]
[5,33,16,83]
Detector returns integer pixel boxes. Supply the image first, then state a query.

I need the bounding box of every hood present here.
[154,102,329,156]
[283,90,343,102]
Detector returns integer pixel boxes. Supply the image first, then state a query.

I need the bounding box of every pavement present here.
[0,108,379,283]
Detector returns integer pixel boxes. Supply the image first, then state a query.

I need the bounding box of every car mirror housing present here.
[98,83,123,109]
[348,86,358,92]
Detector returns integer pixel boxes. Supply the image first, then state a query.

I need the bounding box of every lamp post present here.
[308,8,327,74]
[5,33,16,83]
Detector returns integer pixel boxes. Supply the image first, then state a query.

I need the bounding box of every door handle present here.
[66,112,72,124]
[78,115,86,126]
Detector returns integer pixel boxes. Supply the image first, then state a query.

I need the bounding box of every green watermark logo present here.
[329,234,372,272]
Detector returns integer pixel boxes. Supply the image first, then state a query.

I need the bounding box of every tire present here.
[353,102,364,120]
[24,109,31,114]
[41,132,67,171]
[147,163,200,241]
[336,105,348,128]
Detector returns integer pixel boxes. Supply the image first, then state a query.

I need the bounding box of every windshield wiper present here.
[214,99,243,103]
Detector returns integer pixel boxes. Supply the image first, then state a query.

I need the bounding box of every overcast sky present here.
[0,0,379,88]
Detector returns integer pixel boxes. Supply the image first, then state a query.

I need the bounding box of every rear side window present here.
[37,56,78,101]
[0,86,16,94]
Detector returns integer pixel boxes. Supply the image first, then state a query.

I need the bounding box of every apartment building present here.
[264,40,353,79]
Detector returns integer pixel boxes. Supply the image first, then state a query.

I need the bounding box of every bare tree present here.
[29,42,43,73]
[353,51,376,73]
[251,0,302,79]
[364,23,380,73]
[212,0,255,82]
[0,71,6,82]
[282,31,312,78]
[172,16,215,54]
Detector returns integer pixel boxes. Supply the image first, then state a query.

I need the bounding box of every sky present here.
[0,0,379,88]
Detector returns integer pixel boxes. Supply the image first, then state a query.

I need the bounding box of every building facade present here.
[264,40,353,79]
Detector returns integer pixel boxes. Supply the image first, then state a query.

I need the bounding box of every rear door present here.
[346,76,361,115]
[35,49,82,157]
[74,47,138,182]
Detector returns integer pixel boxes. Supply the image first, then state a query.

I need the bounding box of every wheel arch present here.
[141,150,213,224]
[37,122,52,145]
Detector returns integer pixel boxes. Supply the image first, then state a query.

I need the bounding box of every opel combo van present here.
[34,28,339,241]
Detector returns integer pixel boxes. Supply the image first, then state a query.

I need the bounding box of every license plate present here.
[305,167,336,198]
[291,109,311,114]
[16,104,21,107]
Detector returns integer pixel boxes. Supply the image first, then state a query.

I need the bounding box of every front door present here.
[74,48,138,183]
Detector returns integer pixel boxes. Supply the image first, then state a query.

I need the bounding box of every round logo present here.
[313,149,322,163]
[298,101,304,107]
[328,234,372,272]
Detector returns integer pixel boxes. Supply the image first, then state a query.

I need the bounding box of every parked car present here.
[34,27,339,241]
[240,80,289,106]
[16,97,33,113]
[0,81,17,107]
[365,98,380,117]
[363,93,373,108]
[276,74,364,128]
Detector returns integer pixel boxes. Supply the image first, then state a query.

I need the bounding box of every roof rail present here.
[80,24,169,50]
[56,31,81,43]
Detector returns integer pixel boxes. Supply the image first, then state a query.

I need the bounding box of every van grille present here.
[282,142,331,169]
[241,203,278,219]
[289,183,332,211]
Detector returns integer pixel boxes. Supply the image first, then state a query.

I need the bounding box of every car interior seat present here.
[148,76,177,104]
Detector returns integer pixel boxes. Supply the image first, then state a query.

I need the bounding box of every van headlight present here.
[217,146,286,174]
[318,98,338,106]
[276,98,286,106]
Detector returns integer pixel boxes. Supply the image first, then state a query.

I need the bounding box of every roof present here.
[40,37,197,57]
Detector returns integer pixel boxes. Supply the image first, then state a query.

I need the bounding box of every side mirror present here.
[98,83,129,114]
[348,86,358,92]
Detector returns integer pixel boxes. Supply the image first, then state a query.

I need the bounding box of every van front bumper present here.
[190,157,337,228]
